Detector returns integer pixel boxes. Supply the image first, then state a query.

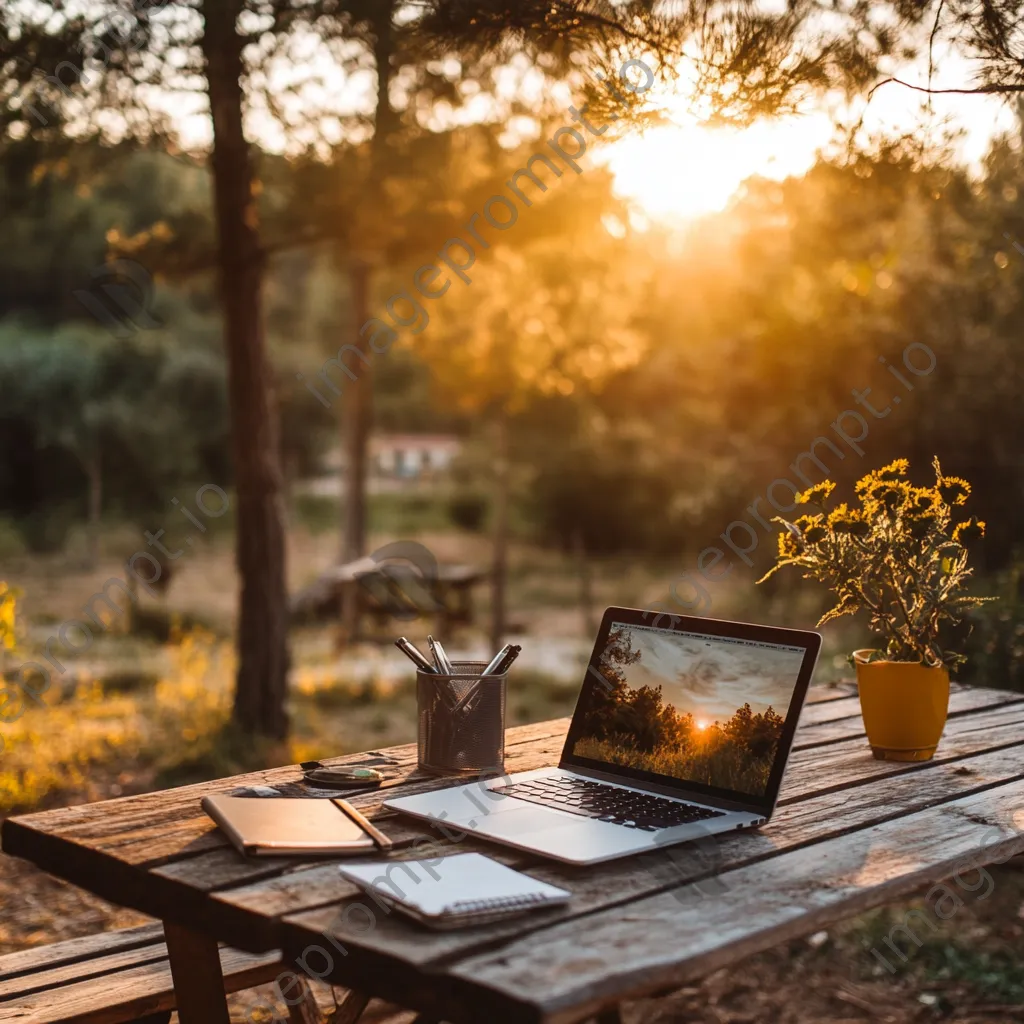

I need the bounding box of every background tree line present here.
[6,0,1024,739]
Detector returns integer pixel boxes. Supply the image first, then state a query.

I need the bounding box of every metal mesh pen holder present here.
[417,661,506,775]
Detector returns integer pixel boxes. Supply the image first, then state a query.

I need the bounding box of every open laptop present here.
[385,607,821,865]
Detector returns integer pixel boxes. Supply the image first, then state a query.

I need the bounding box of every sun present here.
[602,109,833,221]
[695,719,708,731]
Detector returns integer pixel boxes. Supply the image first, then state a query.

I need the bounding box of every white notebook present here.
[339,852,571,929]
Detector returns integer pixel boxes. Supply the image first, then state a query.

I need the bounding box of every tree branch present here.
[869,75,1024,100]
[926,0,945,114]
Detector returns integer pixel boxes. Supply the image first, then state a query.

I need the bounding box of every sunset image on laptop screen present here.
[573,622,805,797]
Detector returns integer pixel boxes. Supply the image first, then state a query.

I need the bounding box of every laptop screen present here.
[567,620,808,800]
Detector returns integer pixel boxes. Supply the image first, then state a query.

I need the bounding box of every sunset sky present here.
[614,624,805,725]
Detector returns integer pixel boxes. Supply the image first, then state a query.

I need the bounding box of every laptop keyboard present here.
[492,776,726,831]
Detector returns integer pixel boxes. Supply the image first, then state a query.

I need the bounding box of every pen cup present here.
[417,661,506,775]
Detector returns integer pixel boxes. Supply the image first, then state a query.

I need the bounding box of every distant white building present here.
[371,434,462,479]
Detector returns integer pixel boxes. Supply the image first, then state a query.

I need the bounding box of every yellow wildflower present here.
[952,517,985,545]
[778,531,801,559]
[876,459,909,481]
[828,504,871,537]
[795,480,836,506]
[938,475,971,506]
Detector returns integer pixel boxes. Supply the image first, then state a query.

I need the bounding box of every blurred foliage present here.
[0,582,16,655]
[4,85,1024,666]
[0,320,231,537]
[0,627,233,813]
[961,557,1024,692]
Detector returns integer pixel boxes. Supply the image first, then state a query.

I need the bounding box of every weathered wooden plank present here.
[804,683,856,704]
[275,741,1024,991]
[0,685,909,878]
[0,943,282,1024]
[795,683,1022,734]
[440,780,1024,1024]
[780,699,1024,803]
[3,684,1019,1024]
[796,695,861,726]
[0,924,165,983]
[795,686,1024,750]
[0,943,169,999]
[151,815,436,892]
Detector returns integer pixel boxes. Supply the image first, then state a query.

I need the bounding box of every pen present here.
[489,644,521,676]
[427,635,453,674]
[482,643,515,676]
[454,644,522,715]
[394,637,436,674]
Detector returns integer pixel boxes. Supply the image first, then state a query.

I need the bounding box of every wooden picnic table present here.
[4,681,1024,1024]
[289,558,486,640]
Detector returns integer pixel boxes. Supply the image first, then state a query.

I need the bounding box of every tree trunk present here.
[340,260,371,642]
[86,447,101,569]
[342,260,372,563]
[339,0,396,566]
[573,526,596,637]
[490,411,509,652]
[202,0,289,739]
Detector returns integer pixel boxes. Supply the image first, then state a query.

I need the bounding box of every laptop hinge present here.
[559,761,764,816]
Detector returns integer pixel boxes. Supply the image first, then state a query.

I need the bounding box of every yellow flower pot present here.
[853,650,950,761]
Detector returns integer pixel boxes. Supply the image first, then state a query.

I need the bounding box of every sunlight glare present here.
[605,112,833,220]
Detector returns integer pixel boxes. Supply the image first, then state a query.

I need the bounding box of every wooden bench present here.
[0,923,283,1024]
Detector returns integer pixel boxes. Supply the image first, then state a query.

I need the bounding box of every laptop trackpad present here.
[459,802,582,839]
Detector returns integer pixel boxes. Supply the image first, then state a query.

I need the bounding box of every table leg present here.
[333,990,371,1023]
[164,921,230,1024]
[284,975,321,1024]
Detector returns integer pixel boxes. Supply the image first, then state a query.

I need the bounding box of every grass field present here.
[574,732,778,795]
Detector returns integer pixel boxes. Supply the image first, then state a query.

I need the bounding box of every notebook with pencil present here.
[339,852,571,929]
[202,794,392,857]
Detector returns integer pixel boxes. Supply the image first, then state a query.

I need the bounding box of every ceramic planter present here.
[852,650,950,761]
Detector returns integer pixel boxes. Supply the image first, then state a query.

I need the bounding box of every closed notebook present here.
[339,852,571,929]
[202,795,382,856]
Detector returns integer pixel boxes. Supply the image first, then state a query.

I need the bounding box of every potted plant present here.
[758,458,991,761]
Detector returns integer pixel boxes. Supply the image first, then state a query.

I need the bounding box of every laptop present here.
[384,607,821,865]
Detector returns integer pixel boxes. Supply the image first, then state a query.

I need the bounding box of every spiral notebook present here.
[339,852,571,929]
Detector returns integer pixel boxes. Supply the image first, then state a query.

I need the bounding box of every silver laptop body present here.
[385,608,820,866]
